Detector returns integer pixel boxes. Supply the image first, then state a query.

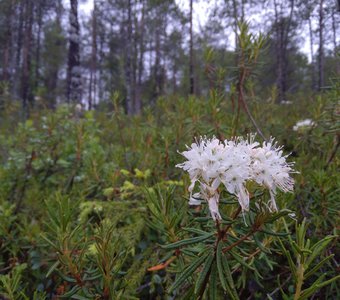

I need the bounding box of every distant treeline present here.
[0,0,339,114]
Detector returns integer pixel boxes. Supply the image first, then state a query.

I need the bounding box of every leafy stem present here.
[294,262,304,300]
[222,229,257,253]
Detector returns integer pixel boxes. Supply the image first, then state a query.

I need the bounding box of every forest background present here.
[0,0,339,299]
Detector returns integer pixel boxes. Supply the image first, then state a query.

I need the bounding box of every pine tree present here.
[66,0,82,103]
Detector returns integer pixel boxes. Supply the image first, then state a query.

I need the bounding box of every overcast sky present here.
[77,0,211,32]
[73,0,332,62]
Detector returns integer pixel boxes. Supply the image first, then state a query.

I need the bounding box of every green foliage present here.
[0,78,339,298]
[278,220,339,299]
[0,263,28,300]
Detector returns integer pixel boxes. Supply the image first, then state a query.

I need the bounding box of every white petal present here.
[189,197,202,206]
[237,185,250,211]
[188,180,196,192]
[208,194,221,220]
[268,189,278,212]
[212,177,221,190]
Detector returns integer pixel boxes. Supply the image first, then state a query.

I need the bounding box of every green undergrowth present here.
[0,89,339,298]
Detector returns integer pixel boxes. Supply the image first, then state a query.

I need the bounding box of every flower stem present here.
[222,229,255,253]
[294,262,304,300]
[222,206,242,234]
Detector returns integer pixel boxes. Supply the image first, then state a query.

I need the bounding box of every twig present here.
[267,274,292,298]
[222,229,256,253]
[237,67,267,141]
[222,206,242,234]
[325,133,339,169]
[14,149,35,213]
[113,98,130,169]
[234,29,267,142]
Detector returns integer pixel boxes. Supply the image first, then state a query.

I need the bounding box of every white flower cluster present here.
[176,136,295,220]
[293,119,315,131]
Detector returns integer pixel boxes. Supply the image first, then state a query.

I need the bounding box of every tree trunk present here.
[21,0,34,114]
[2,0,13,82]
[189,0,194,95]
[66,0,82,103]
[13,1,24,97]
[172,63,177,93]
[274,0,294,102]
[331,6,340,76]
[241,0,245,23]
[274,0,283,102]
[308,17,316,90]
[89,2,97,110]
[282,0,294,99]
[331,8,337,56]
[132,2,138,114]
[47,0,63,109]
[232,0,238,54]
[153,25,161,101]
[317,0,324,91]
[135,0,145,114]
[34,3,43,91]
[98,16,105,103]
[125,0,133,115]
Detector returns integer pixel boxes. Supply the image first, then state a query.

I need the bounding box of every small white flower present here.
[281,100,292,105]
[189,193,202,205]
[219,138,253,211]
[176,135,295,220]
[176,137,226,220]
[288,212,297,221]
[250,139,295,211]
[293,119,315,131]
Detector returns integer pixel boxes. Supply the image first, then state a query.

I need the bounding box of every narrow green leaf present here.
[168,252,209,293]
[41,234,58,250]
[46,261,60,278]
[60,285,81,298]
[221,250,240,300]
[306,236,335,268]
[299,274,340,300]
[181,248,202,258]
[71,295,91,300]
[253,233,270,253]
[216,242,228,292]
[265,209,292,223]
[194,253,214,294]
[291,241,305,257]
[84,273,102,281]
[314,274,340,290]
[194,217,211,223]
[276,274,290,300]
[56,270,77,283]
[220,219,236,225]
[81,286,95,298]
[298,285,320,300]
[297,219,307,248]
[304,255,334,280]
[260,228,289,237]
[229,249,256,271]
[278,239,296,281]
[310,236,335,253]
[301,248,313,255]
[182,227,210,236]
[161,233,214,250]
[160,251,174,263]
[181,286,195,300]
[209,262,218,300]
[219,199,239,204]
